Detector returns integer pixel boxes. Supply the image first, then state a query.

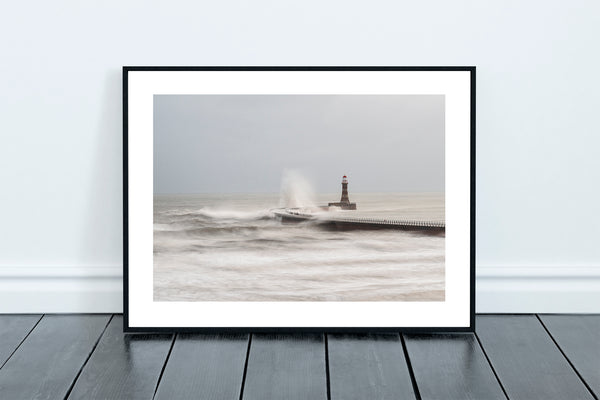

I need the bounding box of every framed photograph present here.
[123,66,475,332]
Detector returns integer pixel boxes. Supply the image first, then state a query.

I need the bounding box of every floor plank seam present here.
[152,332,177,400]
[0,314,44,371]
[324,334,331,400]
[238,333,252,400]
[400,334,422,400]
[63,314,114,400]
[535,314,599,400]
[473,331,510,400]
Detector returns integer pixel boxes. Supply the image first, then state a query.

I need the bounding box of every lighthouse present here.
[340,175,350,203]
[328,175,357,210]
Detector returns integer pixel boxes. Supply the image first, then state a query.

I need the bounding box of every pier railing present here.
[328,215,445,228]
[273,208,445,230]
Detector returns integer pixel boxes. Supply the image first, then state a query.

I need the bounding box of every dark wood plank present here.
[0,314,41,368]
[328,333,416,400]
[404,333,506,400]
[539,314,600,398]
[67,315,173,399]
[0,314,110,400]
[243,333,327,400]
[476,315,594,400]
[155,333,248,400]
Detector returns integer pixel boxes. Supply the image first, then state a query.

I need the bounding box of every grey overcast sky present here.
[154,95,444,194]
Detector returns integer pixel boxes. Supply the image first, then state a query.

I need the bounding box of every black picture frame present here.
[123,66,475,333]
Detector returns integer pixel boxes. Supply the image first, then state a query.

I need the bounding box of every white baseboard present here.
[1,266,599,314]
[476,266,600,313]
[0,267,123,313]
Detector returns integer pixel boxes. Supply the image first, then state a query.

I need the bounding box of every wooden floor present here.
[0,315,598,399]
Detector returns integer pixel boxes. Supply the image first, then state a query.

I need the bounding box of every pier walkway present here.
[272,208,445,231]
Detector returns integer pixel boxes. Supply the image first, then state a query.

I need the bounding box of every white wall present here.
[1,0,599,313]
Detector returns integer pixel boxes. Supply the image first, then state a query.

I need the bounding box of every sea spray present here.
[279,169,316,208]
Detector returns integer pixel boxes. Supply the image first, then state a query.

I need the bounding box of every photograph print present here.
[153,94,446,302]
[124,68,474,330]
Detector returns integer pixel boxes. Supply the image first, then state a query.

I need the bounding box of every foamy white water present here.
[154,193,444,301]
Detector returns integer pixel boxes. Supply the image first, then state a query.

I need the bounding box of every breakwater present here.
[272,208,445,232]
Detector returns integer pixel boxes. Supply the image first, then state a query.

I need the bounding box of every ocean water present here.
[154,192,445,302]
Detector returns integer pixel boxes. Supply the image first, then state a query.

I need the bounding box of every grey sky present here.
[154,95,444,194]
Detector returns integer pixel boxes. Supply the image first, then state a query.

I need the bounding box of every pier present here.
[272,208,445,232]
[273,175,445,232]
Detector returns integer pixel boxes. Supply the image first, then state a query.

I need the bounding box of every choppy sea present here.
[153,192,444,302]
